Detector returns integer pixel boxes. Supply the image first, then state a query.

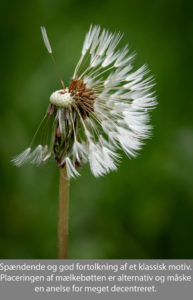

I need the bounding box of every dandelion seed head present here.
[12,25,157,178]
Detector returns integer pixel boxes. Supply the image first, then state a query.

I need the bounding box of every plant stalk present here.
[58,166,69,259]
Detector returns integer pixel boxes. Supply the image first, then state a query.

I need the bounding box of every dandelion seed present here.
[12,25,157,178]
[40,26,52,54]
[11,148,31,167]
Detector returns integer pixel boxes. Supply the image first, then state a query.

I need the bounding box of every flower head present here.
[12,25,157,178]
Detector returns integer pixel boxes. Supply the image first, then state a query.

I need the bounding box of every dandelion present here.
[12,25,157,258]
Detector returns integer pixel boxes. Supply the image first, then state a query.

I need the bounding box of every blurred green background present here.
[0,0,193,258]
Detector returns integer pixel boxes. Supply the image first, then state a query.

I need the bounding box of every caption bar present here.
[0,260,192,299]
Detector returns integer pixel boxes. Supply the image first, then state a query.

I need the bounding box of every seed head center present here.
[50,90,74,107]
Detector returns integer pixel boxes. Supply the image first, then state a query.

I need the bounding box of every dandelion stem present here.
[58,166,70,259]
